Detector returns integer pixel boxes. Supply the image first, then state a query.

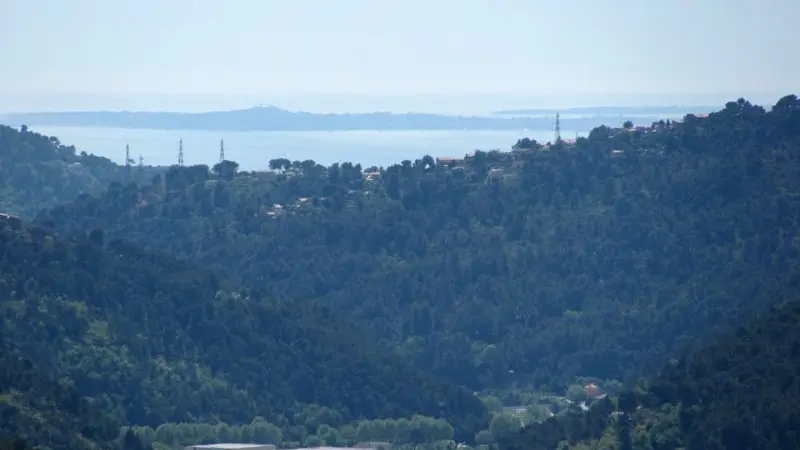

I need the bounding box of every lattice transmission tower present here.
[555,113,562,143]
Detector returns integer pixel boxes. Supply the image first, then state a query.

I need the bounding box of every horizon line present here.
[3,105,719,116]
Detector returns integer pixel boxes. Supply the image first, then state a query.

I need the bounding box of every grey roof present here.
[187,445,275,450]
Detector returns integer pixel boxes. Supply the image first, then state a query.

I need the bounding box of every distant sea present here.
[12,91,760,171]
[0,92,752,115]
[32,126,577,170]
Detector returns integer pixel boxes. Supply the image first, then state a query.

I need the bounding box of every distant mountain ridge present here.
[4,106,671,132]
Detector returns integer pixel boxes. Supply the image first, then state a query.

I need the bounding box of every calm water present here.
[32,126,577,170]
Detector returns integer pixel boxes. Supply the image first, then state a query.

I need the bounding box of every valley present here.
[2,94,800,450]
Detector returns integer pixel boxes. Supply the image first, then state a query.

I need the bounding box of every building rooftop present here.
[285,447,360,450]
[187,445,275,450]
[352,442,391,450]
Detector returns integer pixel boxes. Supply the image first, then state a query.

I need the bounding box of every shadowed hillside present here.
[500,297,800,450]
[0,216,488,447]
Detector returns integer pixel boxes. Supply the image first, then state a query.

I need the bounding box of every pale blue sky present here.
[0,0,797,111]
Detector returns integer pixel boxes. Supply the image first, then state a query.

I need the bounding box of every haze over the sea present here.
[0,92,780,116]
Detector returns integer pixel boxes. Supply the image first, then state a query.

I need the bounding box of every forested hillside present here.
[0,124,164,218]
[0,216,487,448]
[502,296,800,450]
[0,344,121,450]
[35,95,800,392]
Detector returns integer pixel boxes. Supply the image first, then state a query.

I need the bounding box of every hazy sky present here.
[0,0,797,109]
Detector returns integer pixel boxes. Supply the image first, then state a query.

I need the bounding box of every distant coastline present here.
[1,105,694,132]
[492,105,716,116]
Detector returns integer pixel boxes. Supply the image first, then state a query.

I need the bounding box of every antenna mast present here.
[555,113,562,143]
[124,144,132,180]
[178,139,184,166]
[220,139,225,163]
[136,154,144,180]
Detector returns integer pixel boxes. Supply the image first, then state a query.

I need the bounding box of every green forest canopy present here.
[500,295,800,450]
[34,95,800,391]
[2,94,800,450]
[0,216,486,448]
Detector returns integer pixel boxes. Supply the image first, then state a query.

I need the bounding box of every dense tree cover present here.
[4,94,800,449]
[0,435,31,450]
[130,414,458,450]
[0,217,487,447]
[0,343,121,450]
[130,398,559,449]
[35,95,800,392]
[502,296,800,450]
[0,124,164,218]
[646,301,800,449]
